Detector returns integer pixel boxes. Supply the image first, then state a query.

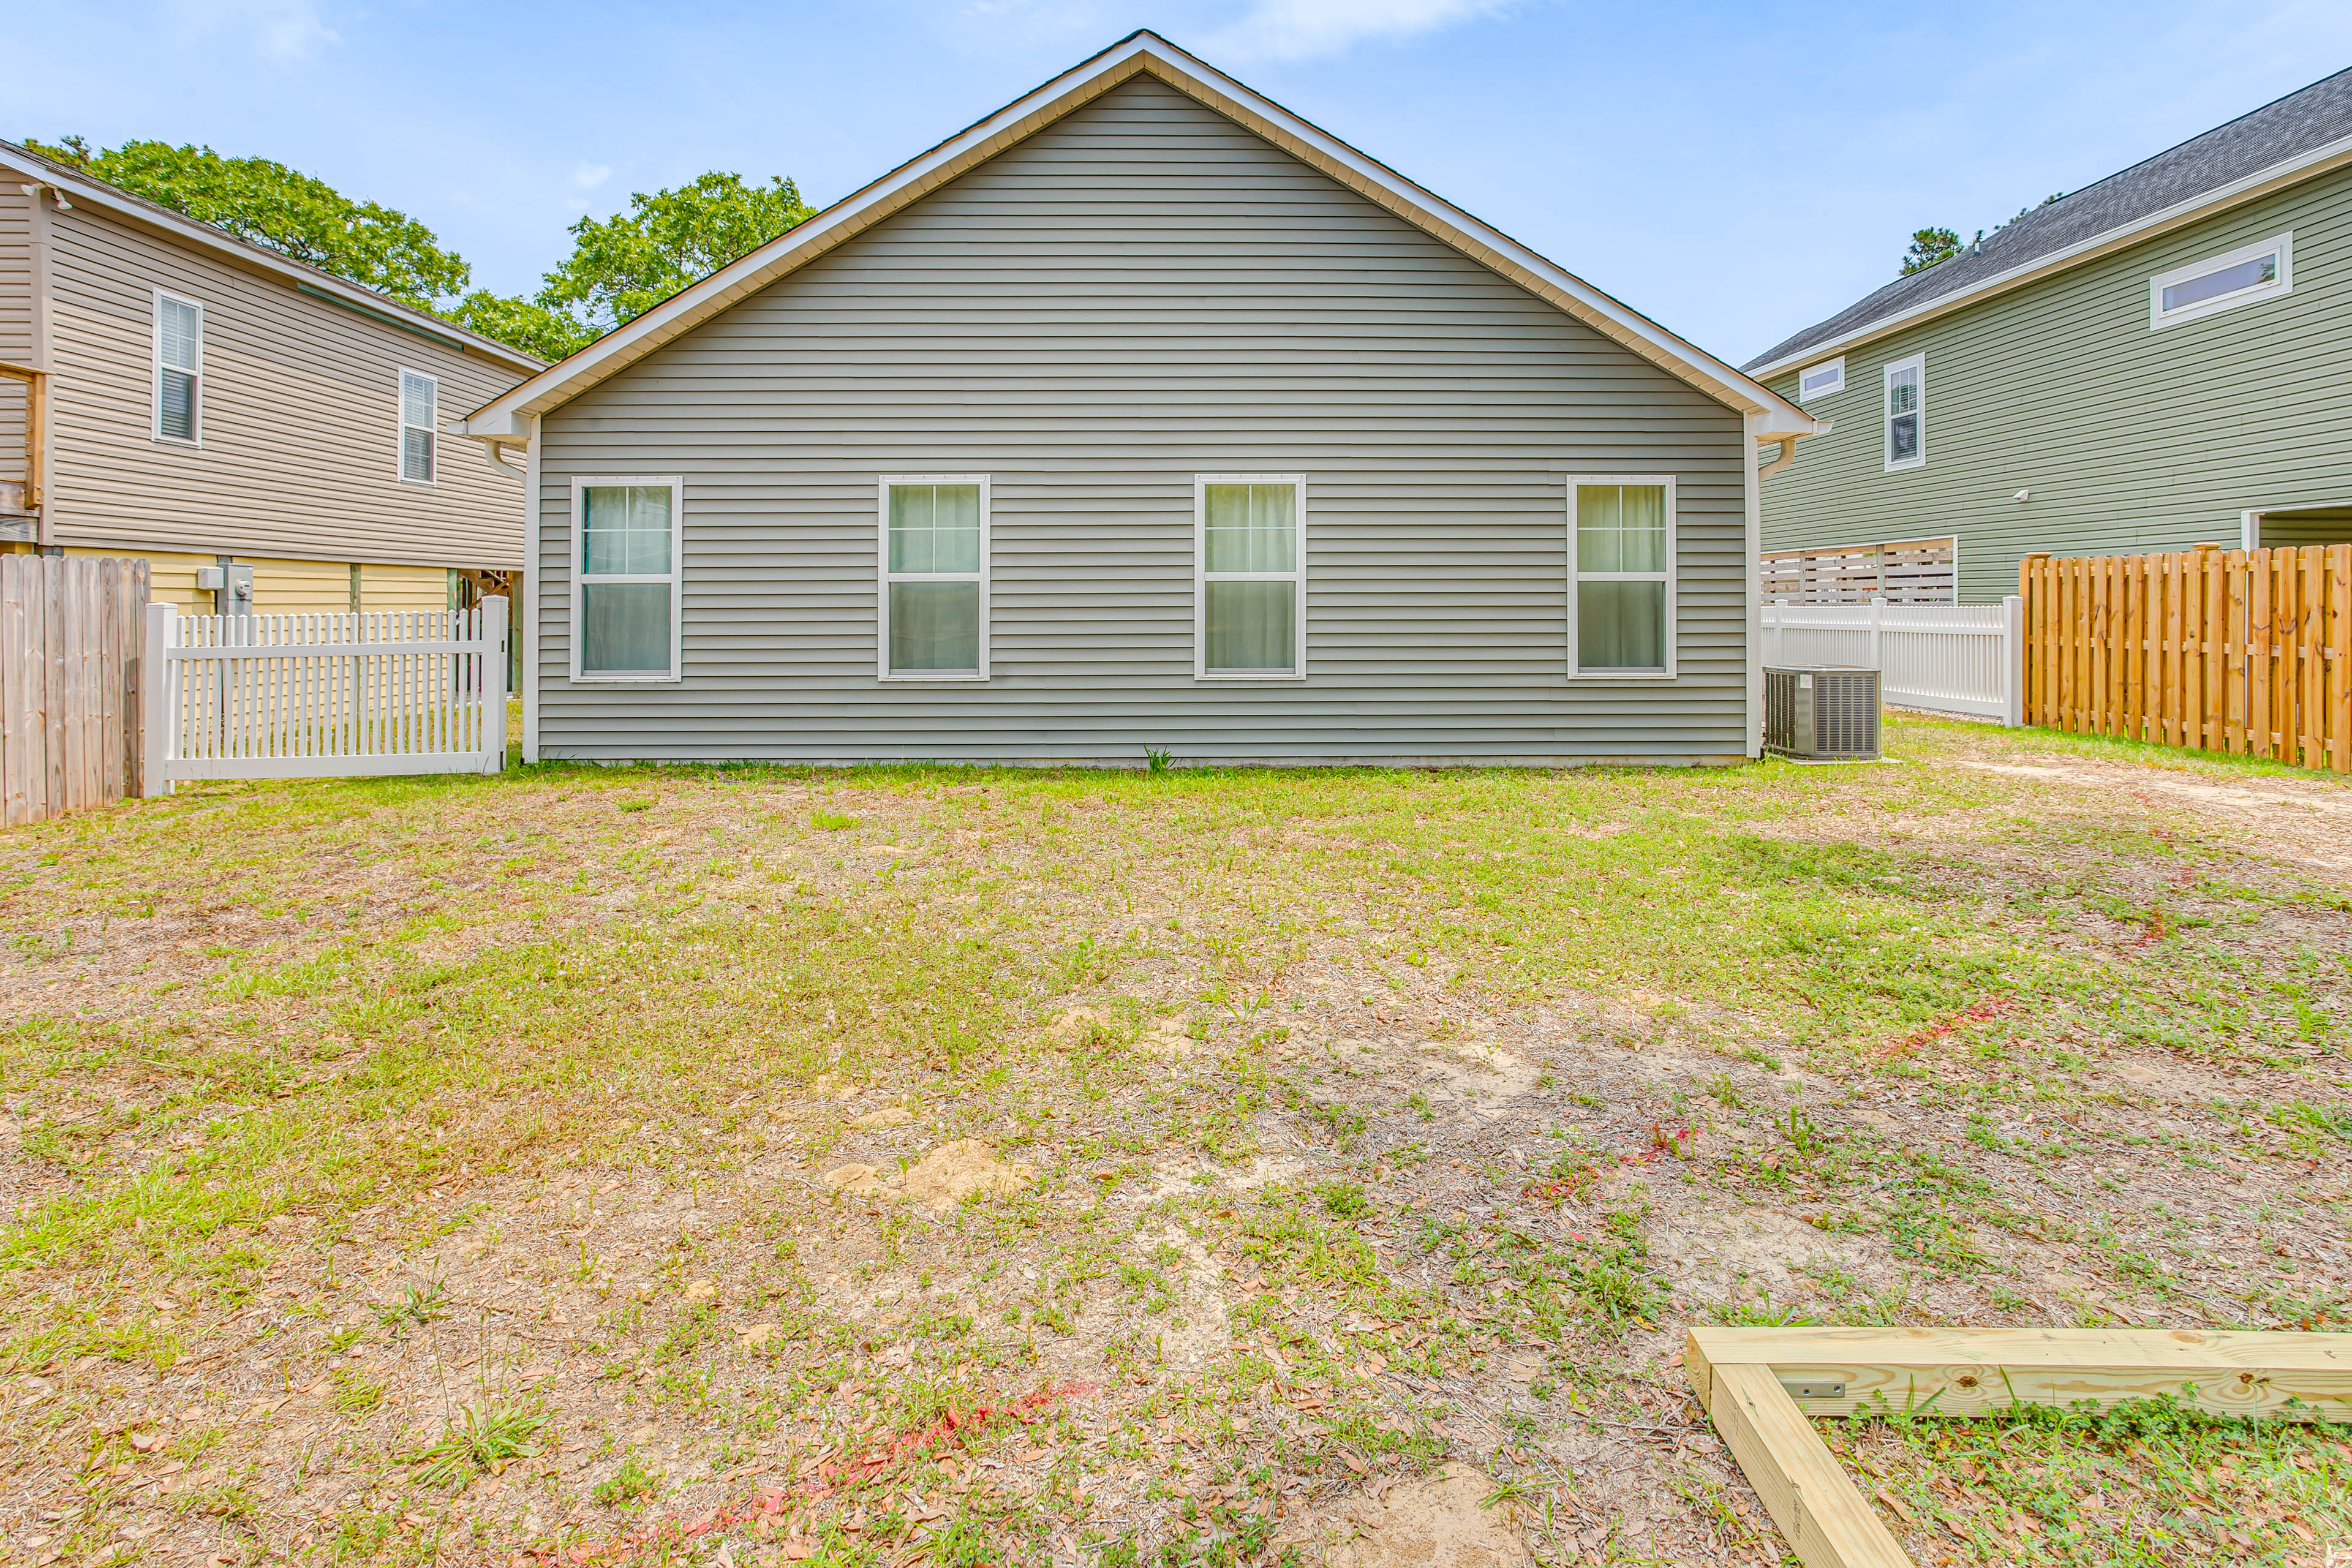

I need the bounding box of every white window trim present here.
[877,473,990,682]
[1796,356,1845,401]
[1882,353,1925,473]
[1567,474,1678,682]
[397,368,439,486]
[2149,232,2292,329]
[568,475,684,685]
[151,289,203,446]
[1194,472,1308,681]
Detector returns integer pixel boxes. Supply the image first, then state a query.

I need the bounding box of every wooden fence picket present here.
[2020,545,2349,770]
[0,556,151,826]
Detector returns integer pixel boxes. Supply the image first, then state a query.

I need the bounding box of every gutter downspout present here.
[521,414,542,765]
[21,181,59,546]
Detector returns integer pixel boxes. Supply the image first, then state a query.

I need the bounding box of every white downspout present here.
[1743,415,1766,759]
[522,414,543,764]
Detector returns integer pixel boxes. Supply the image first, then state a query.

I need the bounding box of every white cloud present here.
[164,0,339,63]
[1202,0,1520,62]
[571,162,613,191]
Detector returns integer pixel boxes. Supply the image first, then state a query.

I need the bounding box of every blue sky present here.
[9,0,2350,365]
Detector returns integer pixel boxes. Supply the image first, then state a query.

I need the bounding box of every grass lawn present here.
[1,716,2346,1567]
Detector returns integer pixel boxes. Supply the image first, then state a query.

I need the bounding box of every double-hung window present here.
[1569,477,1674,678]
[398,370,437,483]
[153,292,203,444]
[1196,475,1305,679]
[880,476,988,679]
[2150,233,2291,328]
[1883,354,1924,472]
[572,478,681,681]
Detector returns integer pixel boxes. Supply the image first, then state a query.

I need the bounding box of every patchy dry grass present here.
[0,717,2346,1567]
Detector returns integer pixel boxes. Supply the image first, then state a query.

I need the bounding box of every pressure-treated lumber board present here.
[1701,1362,1912,1568]
[1687,1327,2352,1568]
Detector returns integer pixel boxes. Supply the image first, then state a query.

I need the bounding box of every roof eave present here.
[459,31,1807,440]
[0,141,547,375]
[1747,130,2352,382]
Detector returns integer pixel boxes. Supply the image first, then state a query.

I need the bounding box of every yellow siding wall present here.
[241,556,352,615]
[359,563,451,612]
[65,546,215,612]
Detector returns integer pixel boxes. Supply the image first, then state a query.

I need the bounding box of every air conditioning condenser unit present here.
[1763,665,1880,761]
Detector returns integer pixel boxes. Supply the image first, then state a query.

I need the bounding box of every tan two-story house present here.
[1,139,539,616]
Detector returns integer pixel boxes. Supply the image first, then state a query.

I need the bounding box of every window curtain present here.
[1204,483,1296,671]
[889,484,982,574]
[889,583,981,671]
[1577,484,1667,670]
[581,485,673,673]
[888,484,982,672]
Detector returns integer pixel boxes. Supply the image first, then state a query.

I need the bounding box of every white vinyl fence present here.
[1762,597,2023,723]
[145,598,507,790]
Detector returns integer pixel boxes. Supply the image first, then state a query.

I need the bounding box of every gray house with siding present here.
[1749,67,2352,605]
[454,32,1821,767]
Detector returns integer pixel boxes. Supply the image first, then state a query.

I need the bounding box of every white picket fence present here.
[1762,597,2023,723]
[145,598,507,790]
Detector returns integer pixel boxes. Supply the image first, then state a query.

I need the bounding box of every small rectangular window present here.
[1883,355,1924,472]
[1196,475,1305,679]
[399,370,437,483]
[153,292,203,443]
[1797,358,1845,400]
[2150,233,2291,328]
[1569,477,1675,677]
[571,478,681,681]
[880,476,988,680]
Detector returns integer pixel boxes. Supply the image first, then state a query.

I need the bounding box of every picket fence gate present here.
[1761,597,2024,723]
[2019,546,2351,771]
[146,598,508,791]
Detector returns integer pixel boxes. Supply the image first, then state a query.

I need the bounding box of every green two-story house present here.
[1749,66,2352,605]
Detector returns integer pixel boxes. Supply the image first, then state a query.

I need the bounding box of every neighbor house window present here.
[1569,477,1675,678]
[153,292,203,443]
[2150,233,2291,328]
[1883,355,1924,472]
[1196,475,1305,678]
[1797,358,1845,400]
[399,370,437,483]
[880,476,987,679]
[571,478,680,681]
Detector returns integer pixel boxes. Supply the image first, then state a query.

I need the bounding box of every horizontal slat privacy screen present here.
[149,601,507,785]
[2020,545,2350,770]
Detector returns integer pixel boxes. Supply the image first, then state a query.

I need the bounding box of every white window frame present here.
[397,369,438,485]
[151,289,203,446]
[2149,232,2292,329]
[877,473,990,682]
[1194,473,1308,681]
[568,475,683,685]
[1796,356,1845,401]
[1567,474,1678,682]
[1882,353,1926,473]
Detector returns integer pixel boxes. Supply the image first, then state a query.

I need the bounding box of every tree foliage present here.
[1900,226,1965,276]
[24,135,471,308]
[535,173,814,339]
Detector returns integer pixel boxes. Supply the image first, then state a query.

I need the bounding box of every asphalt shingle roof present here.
[1744,66,2352,374]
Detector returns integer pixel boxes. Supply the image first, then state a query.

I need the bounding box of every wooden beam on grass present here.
[1684,1326,2352,1568]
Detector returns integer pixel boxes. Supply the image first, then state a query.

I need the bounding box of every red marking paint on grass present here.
[514,1381,1093,1565]
[1877,998,2014,1064]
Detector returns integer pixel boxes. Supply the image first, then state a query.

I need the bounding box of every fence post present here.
[143,601,172,799]
[1868,595,1885,670]
[483,596,508,775]
[2000,595,2024,726]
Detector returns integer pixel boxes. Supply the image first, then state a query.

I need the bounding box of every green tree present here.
[1900,226,1966,275]
[530,172,815,342]
[23,135,470,308]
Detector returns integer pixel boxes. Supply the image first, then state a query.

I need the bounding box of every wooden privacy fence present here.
[1,554,149,826]
[147,600,508,790]
[2020,545,2351,771]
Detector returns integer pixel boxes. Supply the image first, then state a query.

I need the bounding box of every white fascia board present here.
[457,31,1814,444]
[0,145,545,374]
[1747,131,2352,382]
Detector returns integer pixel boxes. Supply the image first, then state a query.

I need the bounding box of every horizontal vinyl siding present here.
[0,184,29,488]
[537,78,1749,764]
[26,184,526,567]
[1762,167,2352,602]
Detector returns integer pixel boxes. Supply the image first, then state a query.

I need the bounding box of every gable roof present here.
[0,138,546,374]
[454,30,1817,447]
[1746,66,2352,378]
